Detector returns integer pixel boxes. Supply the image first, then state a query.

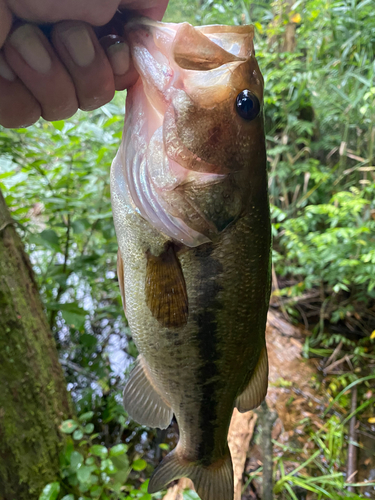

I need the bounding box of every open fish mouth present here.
[111,18,264,247]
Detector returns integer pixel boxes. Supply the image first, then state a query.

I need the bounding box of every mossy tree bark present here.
[0,189,72,500]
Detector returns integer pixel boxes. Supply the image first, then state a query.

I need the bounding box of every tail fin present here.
[148,446,234,500]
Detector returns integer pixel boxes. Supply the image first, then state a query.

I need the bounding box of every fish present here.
[110,17,271,500]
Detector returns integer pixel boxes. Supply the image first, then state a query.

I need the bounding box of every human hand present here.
[0,0,169,128]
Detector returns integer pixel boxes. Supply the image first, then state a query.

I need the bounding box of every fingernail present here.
[107,41,130,76]
[0,53,16,81]
[59,25,95,67]
[9,24,52,74]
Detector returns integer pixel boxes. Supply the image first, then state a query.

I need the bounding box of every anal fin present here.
[123,355,173,429]
[236,346,268,412]
[148,445,234,500]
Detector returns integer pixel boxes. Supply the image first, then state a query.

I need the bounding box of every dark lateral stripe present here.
[196,308,221,463]
[195,248,224,463]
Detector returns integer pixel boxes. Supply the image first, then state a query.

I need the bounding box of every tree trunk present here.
[268,0,297,53]
[0,189,71,500]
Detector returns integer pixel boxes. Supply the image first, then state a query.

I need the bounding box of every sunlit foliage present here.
[1,0,375,498]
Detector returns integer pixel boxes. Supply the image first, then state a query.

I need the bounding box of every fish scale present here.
[111,17,271,500]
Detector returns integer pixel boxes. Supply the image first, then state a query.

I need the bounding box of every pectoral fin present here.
[236,346,268,412]
[145,243,188,328]
[123,355,173,429]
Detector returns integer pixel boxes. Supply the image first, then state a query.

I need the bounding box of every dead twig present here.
[324,340,343,368]
[258,401,278,500]
[271,264,290,321]
[346,386,358,493]
[324,354,354,374]
[59,358,96,380]
[295,303,309,330]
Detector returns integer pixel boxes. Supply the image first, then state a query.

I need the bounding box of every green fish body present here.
[111,19,271,500]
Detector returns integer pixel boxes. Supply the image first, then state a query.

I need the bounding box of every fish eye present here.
[236,90,261,121]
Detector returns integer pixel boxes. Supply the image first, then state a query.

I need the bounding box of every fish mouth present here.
[124,18,255,83]
[124,17,261,171]
[117,18,263,247]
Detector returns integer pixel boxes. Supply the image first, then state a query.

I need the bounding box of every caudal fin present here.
[148,446,234,500]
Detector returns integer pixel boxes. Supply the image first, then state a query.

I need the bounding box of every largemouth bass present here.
[111,18,271,500]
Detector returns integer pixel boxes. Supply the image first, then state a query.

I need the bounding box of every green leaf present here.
[61,495,75,500]
[38,482,60,500]
[71,219,88,234]
[84,423,94,434]
[68,473,78,487]
[79,411,94,422]
[79,333,97,348]
[158,443,169,450]
[70,451,84,470]
[52,120,65,131]
[60,419,79,434]
[73,429,84,440]
[62,311,86,330]
[101,458,117,474]
[39,229,61,251]
[110,444,128,456]
[90,485,103,498]
[183,491,200,500]
[77,465,92,484]
[111,454,129,472]
[62,440,74,463]
[132,459,147,471]
[140,480,149,492]
[78,483,89,494]
[90,444,108,459]
[111,468,131,491]
[51,302,85,313]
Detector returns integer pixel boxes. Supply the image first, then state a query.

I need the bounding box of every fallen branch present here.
[346,386,358,493]
[324,340,343,368]
[258,400,278,500]
[324,354,354,374]
[59,358,97,379]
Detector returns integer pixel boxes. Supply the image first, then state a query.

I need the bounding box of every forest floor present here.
[160,311,375,500]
